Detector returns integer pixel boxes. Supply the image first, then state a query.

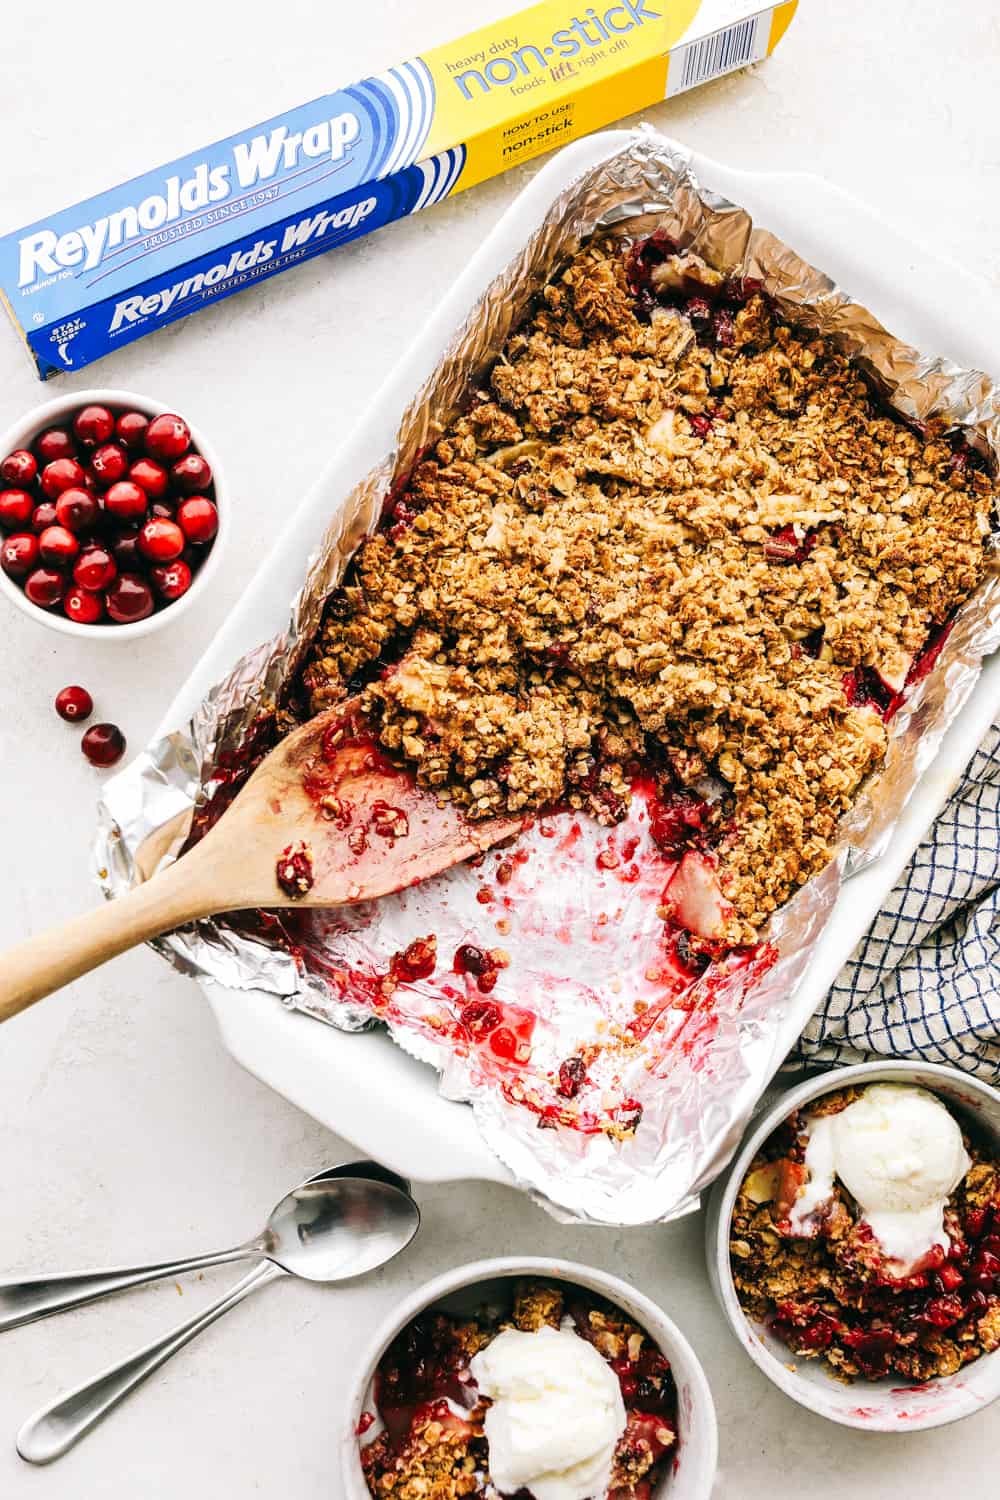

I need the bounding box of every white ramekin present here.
[340,1256,718,1498]
[706,1059,1000,1431]
[0,387,227,640]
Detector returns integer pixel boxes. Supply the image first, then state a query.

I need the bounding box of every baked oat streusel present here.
[302,235,996,947]
[360,1278,678,1500]
[730,1087,1000,1382]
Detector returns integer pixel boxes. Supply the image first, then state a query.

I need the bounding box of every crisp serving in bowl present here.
[706,1061,1000,1430]
[342,1257,717,1500]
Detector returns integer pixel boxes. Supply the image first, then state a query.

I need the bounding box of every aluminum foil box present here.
[0,0,797,378]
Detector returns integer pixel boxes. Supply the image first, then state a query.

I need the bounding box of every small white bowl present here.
[706,1060,1000,1432]
[339,1256,718,1499]
[0,387,227,640]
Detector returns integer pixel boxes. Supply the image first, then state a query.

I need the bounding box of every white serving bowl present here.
[706,1060,1000,1432]
[0,387,227,640]
[339,1255,718,1499]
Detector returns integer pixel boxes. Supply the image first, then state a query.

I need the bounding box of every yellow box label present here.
[425,0,702,187]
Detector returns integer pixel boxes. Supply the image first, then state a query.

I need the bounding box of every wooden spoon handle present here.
[0,856,212,1024]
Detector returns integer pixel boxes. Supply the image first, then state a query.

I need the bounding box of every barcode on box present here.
[667,14,768,97]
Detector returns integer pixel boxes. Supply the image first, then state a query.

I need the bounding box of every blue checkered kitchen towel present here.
[797,725,1000,1083]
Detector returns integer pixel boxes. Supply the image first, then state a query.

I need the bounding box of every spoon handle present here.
[17,1260,284,1465]
[0,1244,254,1333]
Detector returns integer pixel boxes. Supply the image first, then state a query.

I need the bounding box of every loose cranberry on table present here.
[54,685,94,722]
[0,401,219,628]
[81,722,126,767]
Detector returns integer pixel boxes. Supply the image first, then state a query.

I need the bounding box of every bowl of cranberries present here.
[0,389,225,637]
[343,1256,718,1500]
[708,1060,1000,1431]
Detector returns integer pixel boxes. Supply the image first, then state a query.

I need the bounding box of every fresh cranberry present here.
[1,532,39,578]
[38,525,80,565]
[138,517,184,562]
[151,501,177,519]
[104,480,148,522]
[40,457,87,499]
[170,453,212,494]
[74,544,116,592]
[150,559,191,601]
[105,573,154,623]
[115,411,149,452]
[129,457,169,499]
[0,450,37,487]
[145,413,190,461]
[112,528,141,569]
[30,502,58,532]
[81,722,126,767]
[90,442,129,485]
[177,495,218,545]
[54,685,94,721]
[685,296,712,328]
[24,567,66,609]
[63,586,104,625]
[688,411,714,438]
[55,487,98,533]
[34,427,76,463]
[460,999,502,1040]
[73,405,115,447]
[0,488,34,528]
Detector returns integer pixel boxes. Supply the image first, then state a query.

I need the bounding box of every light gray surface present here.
[0,2,997,1496]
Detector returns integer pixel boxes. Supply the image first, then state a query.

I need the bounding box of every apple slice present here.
[661,851,733,940]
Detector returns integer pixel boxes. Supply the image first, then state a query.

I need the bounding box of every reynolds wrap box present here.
[0,0,798,378]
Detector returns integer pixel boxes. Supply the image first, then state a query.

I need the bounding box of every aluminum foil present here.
[96,129,1000,1227]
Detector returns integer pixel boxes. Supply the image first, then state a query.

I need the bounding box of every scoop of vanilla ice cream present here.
[830,1083,970,1265]
[789,1083,971,1269]
[470,1325,626,1500]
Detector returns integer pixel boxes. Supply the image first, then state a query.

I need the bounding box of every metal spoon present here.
[16,1175,419,1464]
[0,1159,407,1334]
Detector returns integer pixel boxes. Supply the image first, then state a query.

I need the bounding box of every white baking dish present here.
[151,130,1000,1191]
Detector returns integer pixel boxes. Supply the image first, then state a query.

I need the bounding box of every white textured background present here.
[1,2,998,1495]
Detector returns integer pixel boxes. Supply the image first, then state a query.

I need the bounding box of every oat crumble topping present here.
[301,236,995,946]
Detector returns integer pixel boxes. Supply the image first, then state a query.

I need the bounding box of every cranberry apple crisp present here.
[301,234,995,950]
[730,1086,1000,1382]
[359,1278,677,1500]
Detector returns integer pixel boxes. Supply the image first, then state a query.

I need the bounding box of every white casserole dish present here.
[151,130,1000,1190]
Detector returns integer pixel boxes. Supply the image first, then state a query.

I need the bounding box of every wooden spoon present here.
[0,701,519,1024]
